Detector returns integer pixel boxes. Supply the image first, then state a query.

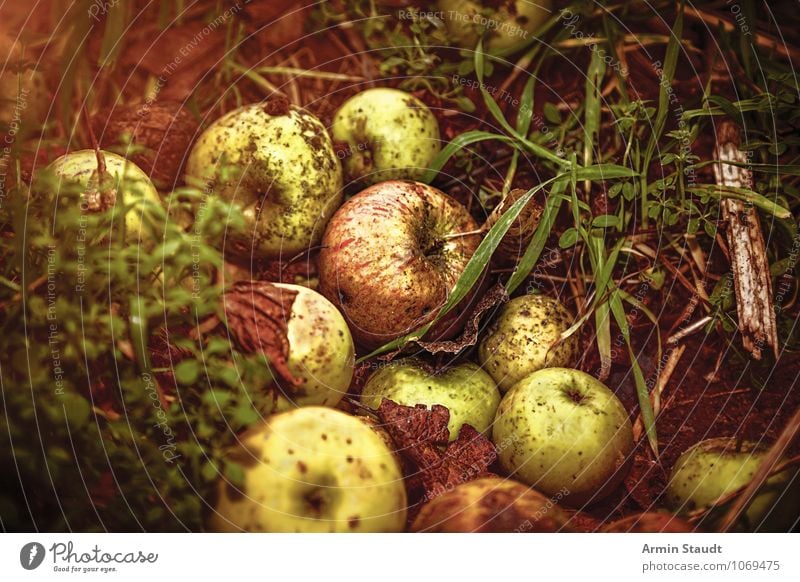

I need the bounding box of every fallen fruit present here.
[210,407,407,532]
[411,476,572,532]
[331,88,440,185]
[223,281,354,412]
[666,437,800,532]
[492,368,633,506]
[185,100,343,259]
[49,149,161,244]
[479,293,579,392]
[437,0,552,52]
[601,512,694,533]
[361,358,500,440]
[319,180,480,349]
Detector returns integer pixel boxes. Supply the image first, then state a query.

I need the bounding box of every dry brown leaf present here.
[223,280,301,387]
[417,282,508,354]
[375,400,497,501]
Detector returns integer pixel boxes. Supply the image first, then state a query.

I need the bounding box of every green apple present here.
[437,0,552,52]
[492,368,633,506]
[210,407,407,532]
[479,294,580,392]
[360,359,501,440]
[0,34,48,127]
[255,283,355,412]
[666,437,800,532]
[185,102,343,259]
[49,150,161,243]
[412,476,572,532]
[331,88,440,185]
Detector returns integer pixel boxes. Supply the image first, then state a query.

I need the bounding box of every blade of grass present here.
[99,1,128,68]
[609,289,659,456]
[506,181,566,293]
[421,130,517,183]
[358,176,559,361]
[584,49,606,191]
[687,184,791,218]
[474,40,571,168]
[641,0,684,226]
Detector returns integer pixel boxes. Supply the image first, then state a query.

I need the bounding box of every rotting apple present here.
[492,368,633,506]
[185,100,343,259]
[411,476,572,532]
[49,149,161,244]
[223,282,355,412]
[437,0,552,52]
[478,293,580,392]
[209,407,407,532]
[331,88,440,186]
[666,437,800,532]
[318,180,481,349]
[360,359,501,441]
[601,512,695,533]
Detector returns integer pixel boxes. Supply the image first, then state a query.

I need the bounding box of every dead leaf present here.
[375,400,497,501]
[223,281,301,387]
[417,283,508,354]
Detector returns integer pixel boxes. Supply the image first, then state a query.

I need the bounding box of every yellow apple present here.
[210,407,407,532]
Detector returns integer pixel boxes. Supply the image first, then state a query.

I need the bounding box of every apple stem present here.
[82,102,106,176]
[440,228,485,241]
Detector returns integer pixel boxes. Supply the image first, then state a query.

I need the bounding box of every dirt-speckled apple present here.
[49,150,161,243]
[210,407,407,532]
[479,293,579,392]
[259,283,355,412]
[437,0,552,52]
[492,368,633,506]
[319,180,481,349]
[331,88,440,185]
[185,102,342,259]
[361,359,500,440]
[412,476,572,532]
[666,437,800,531]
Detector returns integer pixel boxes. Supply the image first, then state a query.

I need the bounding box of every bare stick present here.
[713,121,778,360]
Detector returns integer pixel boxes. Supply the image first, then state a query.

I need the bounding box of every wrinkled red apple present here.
[319,180,480,349]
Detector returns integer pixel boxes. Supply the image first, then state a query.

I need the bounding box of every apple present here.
[666,437,800,532]
[0,34,48,127]
[601,512,694,533]
[360,358,501,440]
[49,150,161,244]
[331,88,440,186]
[437,0,552,52]
[412,476,572,532]
[185,101,343,259]
[235,283,355,412]
[492,368,633,506]
[210,407,407,532]
[318,180,481,349]
[478,293,580,393]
